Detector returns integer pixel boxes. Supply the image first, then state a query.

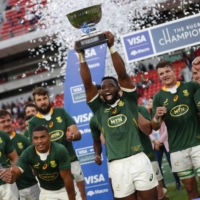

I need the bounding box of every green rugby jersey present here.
[28,108,78,162]
[89,115,101,139]
[138,106,156,162]
[0,131,15,186]
[16,142,71,190]
[23,129,31,141]
[8,132,37,190]
[153,81,200,153]
[88,89,143,161]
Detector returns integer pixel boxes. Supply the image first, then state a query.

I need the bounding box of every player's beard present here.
[37,103,51,115]
[104,90,119,105]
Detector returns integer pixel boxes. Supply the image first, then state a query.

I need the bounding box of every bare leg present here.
[181,177,200,199]
[76,180,86,200]
[115,192,137,200]
[137,187,158,200]
[157,180,165,199]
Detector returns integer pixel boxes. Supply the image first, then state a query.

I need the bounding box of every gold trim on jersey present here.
[107,114,127,128]
[170,104,189,117]
[39,172,59,181]
[11,132,16,138]
[0,137,3,143]
[36,108,54,118]
[133,118,138,127]
[0,151,2,157]
[162,81,180,91]
[104,108,111,113]
[101,127,104,135]
[33,163,40,169]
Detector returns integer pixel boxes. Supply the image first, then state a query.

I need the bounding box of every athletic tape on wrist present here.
[109,46,117,54]
[153,117,161,123]
[78,52,86,63]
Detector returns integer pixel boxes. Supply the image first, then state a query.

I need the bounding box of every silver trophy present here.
[67,4,108,50]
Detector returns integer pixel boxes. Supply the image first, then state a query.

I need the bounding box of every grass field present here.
[161,155,200,200]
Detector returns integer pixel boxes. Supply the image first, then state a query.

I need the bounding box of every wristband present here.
[78,52,86,63]
[153,117,161,123]
[109,46,117,54]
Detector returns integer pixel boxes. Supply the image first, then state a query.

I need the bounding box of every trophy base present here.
[76,34,108,50]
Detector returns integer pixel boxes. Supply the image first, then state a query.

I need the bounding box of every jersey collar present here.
[36,108,54,119]
[10,132,16,139]
[162,81,181,92]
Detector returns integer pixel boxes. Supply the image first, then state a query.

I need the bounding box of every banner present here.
[64,44,113,200]
[121,13,200,63]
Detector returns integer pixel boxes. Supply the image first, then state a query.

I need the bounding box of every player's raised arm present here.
[103,31,135,89]
[74,45,98,102]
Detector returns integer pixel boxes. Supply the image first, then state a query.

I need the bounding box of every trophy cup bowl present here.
[67,4,108,50]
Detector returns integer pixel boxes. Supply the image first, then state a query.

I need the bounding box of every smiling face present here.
[0,114,12,135]
[32,130,51,153]
[157,66,176,88]
[101,79,120,104]
[192,67,200,85]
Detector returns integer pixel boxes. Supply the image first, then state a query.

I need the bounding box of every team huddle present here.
[0,31,200,200]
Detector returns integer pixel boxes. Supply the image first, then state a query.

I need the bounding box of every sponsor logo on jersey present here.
[17,142,23,149]
[49,130,64,141]
[170,104,189,117]
[163,99,168,106]
[115,184,120,191]
[149,174,153,181]
[174,160,179,166]
[87,189,109,196]
[50,160,57,168]
[49,121,53,128]
[33,163,40,169]
[131,145,141,152]
[39,172,58,181]
[112,108,117,114]
[183,90,189,96]
[0,137,2,143]
[118,100,124,107]
[107,114,127,128]
[42,164,48,170]
[173,95,178,102]
[56,117,62,123]
[84,174,105,185]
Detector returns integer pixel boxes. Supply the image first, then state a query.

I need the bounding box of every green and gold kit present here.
[89,115,101,139]
[138,106,156,162]
[88,89,143,161]
[153,81,200,153]
[16,142,71,190]
[28,108,77,162]
[23,129,30,141]
[0,131,15,186]
[8,132,37,190]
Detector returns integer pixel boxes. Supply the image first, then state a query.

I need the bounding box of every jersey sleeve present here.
[152,92,161,117]
[20,135,32,148]
[138,106,151,121]
[121,87,137,104]
[87,94,103,114]
[28,119,36,141]
[190,81,200,92]
[57,145,71,171]
[16,150,30,172]
[194,89,200,112]
[3,132,15,154]
[89,116,101,139]
[63,109,76,127]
